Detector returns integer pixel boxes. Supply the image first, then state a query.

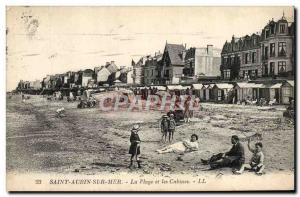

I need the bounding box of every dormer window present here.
[265,28,270,38]
[280,24,286,33]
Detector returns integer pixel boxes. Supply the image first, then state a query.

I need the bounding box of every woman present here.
[156,134,199,154]
[129,124,142,168]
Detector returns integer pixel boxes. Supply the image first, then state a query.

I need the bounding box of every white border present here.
[1,0,299,196]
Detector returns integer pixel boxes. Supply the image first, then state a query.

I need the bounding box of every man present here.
[201,135,245,170]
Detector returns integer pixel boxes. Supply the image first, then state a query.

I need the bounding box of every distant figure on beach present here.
[156,134,199,154]
[234,139,265,175]
[184,96,192,123]
[201,135,245,170]
[128,124,142,168]
[160,115,169,142]
[168,114,176,142]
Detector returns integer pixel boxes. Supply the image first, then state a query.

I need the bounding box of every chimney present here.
[184,43,187,49]
[207,45,213,55]
[105,62,110,66]
[182,50,186,60]
[111,61,115,65]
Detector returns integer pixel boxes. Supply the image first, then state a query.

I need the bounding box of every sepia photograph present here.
[6,6,295,191]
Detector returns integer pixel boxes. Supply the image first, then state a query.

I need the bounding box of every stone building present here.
[132,56,147,85]
[144,52,162,85]
[182,45,221,81]
[220,14,295,80]
[260,16,295,78]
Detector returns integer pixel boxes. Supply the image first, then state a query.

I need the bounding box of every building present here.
[96,66,111,84]
[260,16,295,78]
[105,61,118,74]
[220,14,295,81]
[160,43,186,84]
[82,69,94,87]
[144,51,162,85]
[182,45,221,82]
[132,57,147,85]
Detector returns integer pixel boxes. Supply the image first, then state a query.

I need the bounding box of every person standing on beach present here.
[128,124,142,168]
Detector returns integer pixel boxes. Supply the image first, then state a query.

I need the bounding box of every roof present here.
[167,85,185,90]
[214,83,234,89]
[192,84,203,90]
[235,83,264,88]
[165,43,185,66]
[151,86,166,91]
[202,84,214,89]
[261,83,282,89]
[286,80,294,87]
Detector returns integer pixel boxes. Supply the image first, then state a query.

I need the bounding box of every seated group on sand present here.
[128,123,264,175]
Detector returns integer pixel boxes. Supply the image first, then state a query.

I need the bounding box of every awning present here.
[214,83,234,89]
[151,86,166,91]
[202,84,214,89]
[261,83,282,89]
[236,83,264,88]
[167,85,185,90]
[192,84,203,90]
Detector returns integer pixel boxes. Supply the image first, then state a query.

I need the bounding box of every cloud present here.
[22,53,40,57]
[103,53,124,57]
[84,50,105,55]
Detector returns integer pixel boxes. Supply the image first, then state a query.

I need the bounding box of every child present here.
[234,139,264,175]
[168,114,176,142]
[128,124,142,168]
[160,115,169,142]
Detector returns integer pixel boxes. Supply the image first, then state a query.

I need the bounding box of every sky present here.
[6,6,294,91]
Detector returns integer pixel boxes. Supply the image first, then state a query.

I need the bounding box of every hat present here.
[132,124,140,131]
[162,115,168,118]
[170,114,174,117]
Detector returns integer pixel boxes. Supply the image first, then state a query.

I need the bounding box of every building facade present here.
[160,43,186,84]
[183,45,221,80]
[260,16,295,78]
[220,15,295,81]
[144,52,162,85]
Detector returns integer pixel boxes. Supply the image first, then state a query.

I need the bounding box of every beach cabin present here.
[259,83,282,103]
[201,84,214,101]
[211,83,234,102]
[191,84,203,99]
[281,80,294,104]
[167,85,185,96]
[234,83,264,102]
[151,85,167,91]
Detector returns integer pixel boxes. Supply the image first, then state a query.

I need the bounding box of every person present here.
[201,135,245,170]
[234,139,264,175]
[184,96,192,123]
[168,114,176,142]
[156,134,199,154]
[128,124,142,168]
[160,115,169,142]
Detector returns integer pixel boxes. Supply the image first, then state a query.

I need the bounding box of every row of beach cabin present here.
[147,80,294,104]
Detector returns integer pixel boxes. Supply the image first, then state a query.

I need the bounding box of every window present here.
[252,52,256,63]
[270,62,275,75]
[264,46,268,59]
[270,43,275,57]
[151,70,154,76]
[245,53,250,64]
[265,28,270,38]
[278,61,286,73]
[224,70,230,79]
[264,64,268,75]
[278,42,287,56]
[280,24,286,33]
[217,90,222,101]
